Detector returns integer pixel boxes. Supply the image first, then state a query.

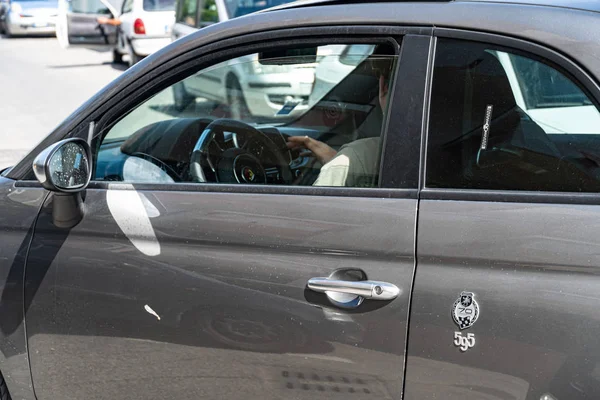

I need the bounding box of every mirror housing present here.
[33,138,92,193]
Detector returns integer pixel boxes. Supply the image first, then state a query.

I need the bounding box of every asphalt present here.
[0,35,125,170]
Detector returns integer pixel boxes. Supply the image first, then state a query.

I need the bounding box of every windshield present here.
[224,0,295,18]
[143,0,175,11]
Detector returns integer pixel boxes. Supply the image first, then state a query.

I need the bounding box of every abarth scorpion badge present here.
[452,291,479,352]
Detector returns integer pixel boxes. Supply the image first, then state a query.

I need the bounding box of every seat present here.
[426,44,572,191]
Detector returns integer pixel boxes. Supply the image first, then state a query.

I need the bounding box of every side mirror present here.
[33,138,92,193]
[33,138,92,228]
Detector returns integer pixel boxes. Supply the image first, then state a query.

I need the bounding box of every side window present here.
[223,0,295,19]
[143,0,176,11]
[122,0,133,14]
[95,43,398,188]
[426,38,600,192]
[198,0,218,27]
[71,0,111,14]
[176,0,197,27]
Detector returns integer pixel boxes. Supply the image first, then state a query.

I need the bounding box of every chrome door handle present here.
[307,277,400,301]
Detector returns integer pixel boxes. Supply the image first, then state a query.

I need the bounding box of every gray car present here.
[0,0,58,36]
[3,0,600,399]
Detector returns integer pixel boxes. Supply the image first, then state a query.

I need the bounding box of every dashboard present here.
[95,118,323,185]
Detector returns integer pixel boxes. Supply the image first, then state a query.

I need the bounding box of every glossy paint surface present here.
[1,1,600,399]
[25,188,416,399]
[406,200,600,400]
[0,178,46,400]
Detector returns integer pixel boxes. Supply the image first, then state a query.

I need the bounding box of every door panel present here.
[26,189,416,399]
[57,0,117,49]
[405,201,600,400]
[405,34,600,399]
[67,13,117,45]
[0,180,46,400]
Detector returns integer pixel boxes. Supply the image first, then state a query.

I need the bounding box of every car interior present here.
[426,40,600,192]
[94,43,396,187]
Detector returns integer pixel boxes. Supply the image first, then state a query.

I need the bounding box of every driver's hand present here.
[287,136,337,165]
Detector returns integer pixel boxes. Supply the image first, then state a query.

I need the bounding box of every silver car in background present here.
[174,53,316,120]
[0,0,58,36]
[171,0,301,118]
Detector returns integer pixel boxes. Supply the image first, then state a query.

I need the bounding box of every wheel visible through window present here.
[95,42,399,188]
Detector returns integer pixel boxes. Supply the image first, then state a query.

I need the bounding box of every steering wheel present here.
[190,119,293,184]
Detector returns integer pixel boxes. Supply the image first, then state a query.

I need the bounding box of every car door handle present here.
[307,277,400,301]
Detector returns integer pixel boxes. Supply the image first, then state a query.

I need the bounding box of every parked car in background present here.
[55,0,119,51]
[172,51,316,119]
[494,51,600,134]
[0,0,58,37]
[172,0,296,40]
[56,0,174,67]
[171,0,306,117]
[308,44,375,107]
[112,0,175,66]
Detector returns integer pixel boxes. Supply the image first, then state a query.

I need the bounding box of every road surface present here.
[0,35,124,170]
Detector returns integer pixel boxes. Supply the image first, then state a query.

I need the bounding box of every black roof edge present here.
[263,0,600,14]
[263,0,454,13]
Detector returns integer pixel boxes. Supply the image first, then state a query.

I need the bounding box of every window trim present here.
[421,28,600,202]
[84,27,428,195]
[13,180,419,199]
[6,25,432,182]
[379,34,431,190]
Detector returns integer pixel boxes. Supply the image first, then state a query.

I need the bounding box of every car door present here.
[115,0,132,52]
[405,31,600,400]
[56,0,119,49]
[24,31,429,400]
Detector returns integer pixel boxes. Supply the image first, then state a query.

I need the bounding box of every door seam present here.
[22,190,51,400]
[401,30,436,400]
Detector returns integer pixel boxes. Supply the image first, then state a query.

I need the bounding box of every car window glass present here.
[143,0,175,12]
[122,0,133,13]
[198,0,217,26]
[71,0,110,14]
[426,38,600,192]
[176,0,197,26]
[96,43,398,188]
[224,0,295,18]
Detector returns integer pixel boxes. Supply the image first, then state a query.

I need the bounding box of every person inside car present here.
[286,49,394,187]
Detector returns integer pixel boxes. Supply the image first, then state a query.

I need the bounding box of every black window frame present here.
[421,28,600,204]
[14,26,431,199]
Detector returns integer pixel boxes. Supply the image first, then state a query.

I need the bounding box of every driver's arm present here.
[97,16,121,26]
[313,137,380,187]
[286,136,337,165]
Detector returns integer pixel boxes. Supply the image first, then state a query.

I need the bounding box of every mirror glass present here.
[48,142,90,190]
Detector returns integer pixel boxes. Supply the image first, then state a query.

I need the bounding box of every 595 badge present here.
[451,291,479,352]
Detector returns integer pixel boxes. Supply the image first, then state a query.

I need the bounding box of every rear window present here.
[143,0,175,12]
[224,0,295,18]
[510,55,593,109]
